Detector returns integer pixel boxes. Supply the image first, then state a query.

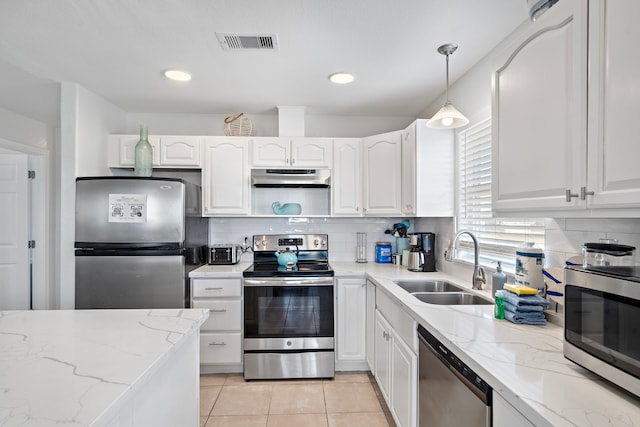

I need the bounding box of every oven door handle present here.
[243,278,334,287]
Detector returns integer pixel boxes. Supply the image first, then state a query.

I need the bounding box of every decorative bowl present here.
[272,201,302,215]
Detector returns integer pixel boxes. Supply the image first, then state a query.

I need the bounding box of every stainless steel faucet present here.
[445,230,486,290]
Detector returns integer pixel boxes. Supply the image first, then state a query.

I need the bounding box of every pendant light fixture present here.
[427,43,469,129]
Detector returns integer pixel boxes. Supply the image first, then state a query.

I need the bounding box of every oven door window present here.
[565,285,640,379]
[244,285,334,339]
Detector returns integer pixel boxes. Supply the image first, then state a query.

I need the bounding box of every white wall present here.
[125,112,414,138]
[0,107,52,149]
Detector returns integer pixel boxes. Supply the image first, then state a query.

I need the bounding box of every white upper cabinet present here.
[401,119,454,217]
[493,0,640,215]
[108,134,200,168]
[202,137,250,216]
[492,0,588,213]
[158,136,201,167]
[586,0,640,209]
[362,130,402,216]
[108,134,161,167]
[251,137,332,168]
[332,138,362,216]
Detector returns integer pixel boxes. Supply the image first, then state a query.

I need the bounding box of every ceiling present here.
[0,1,528,127]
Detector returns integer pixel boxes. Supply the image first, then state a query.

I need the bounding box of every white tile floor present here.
[200,372,395,427]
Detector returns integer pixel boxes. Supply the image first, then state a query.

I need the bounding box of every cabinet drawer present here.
[200,332,242,365]
[376,289,417,352]
[192,300,241,331]
[192,278,242,298]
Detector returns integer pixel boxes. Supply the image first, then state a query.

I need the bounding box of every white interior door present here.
[0,153,30,309]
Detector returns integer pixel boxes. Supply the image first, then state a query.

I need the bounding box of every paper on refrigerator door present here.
[108,193,147,223]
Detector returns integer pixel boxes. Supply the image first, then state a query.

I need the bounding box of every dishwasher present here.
[418,325,492,426]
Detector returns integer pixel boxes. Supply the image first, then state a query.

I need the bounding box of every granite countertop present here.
[0,309,209,426]
[188,261,640,425]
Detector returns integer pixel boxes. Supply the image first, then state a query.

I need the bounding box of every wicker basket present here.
[224,113,256,136]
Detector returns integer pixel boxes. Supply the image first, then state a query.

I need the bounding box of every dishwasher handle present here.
[418,325,492,406]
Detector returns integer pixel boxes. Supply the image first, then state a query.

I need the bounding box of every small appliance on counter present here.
[564,265,640,398]
[407,232,437,272]
[208,244,241,265]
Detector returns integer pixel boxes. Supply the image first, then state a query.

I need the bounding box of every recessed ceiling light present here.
[163,69,192,82]
[329,72,354,84]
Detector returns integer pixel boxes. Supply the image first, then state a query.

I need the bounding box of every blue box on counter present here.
[375,242,392,263]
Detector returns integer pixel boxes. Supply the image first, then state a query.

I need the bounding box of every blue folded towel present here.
[502,290,550,308]
[504,310,546,325]
[504,300,544,313]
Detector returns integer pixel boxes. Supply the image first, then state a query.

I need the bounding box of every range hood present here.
[251,169,331,188]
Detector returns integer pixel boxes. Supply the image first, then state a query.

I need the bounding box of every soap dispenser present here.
[491,261,507,297]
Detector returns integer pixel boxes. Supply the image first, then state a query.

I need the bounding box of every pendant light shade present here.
[428,43,469,130]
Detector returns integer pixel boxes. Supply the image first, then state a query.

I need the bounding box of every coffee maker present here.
[411,232,436,272]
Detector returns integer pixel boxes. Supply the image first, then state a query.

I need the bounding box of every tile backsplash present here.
[208,217,411,264]
[205,216,640,270]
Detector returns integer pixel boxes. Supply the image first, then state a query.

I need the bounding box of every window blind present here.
[456,118,544,271]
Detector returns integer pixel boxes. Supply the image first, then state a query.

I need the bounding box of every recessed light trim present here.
[164,69,192,82]
[329,72,355,84]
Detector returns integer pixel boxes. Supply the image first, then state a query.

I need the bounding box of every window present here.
[455,117,544,272]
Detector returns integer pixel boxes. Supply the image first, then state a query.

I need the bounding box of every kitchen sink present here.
[393,280,464,293]
[411,292,493,305]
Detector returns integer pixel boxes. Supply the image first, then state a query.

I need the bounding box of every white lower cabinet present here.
[493,392,535,427]
[372,288,418,427]
[366,280,376,371]
[335,277,367,370]
[191,277,243,373]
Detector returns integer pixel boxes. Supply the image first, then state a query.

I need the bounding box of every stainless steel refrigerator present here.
[75,177,195,309]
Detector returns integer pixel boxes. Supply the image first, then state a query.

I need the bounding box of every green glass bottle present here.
[134,125,153,177]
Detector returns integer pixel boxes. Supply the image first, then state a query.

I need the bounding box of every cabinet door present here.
[587,0,640,208]
[290,138,333,167]
[492,0,588,213]
[401,123,417,216]
[159,136,200,167]
[108,134,160,167]
[336,278,367,362]
[202,138,250,216]
[391,335,417,427]
[251,138,290,166]
[332,139,362,216]
[373,310,392,403]
[493,392,535,427]
[366,281,376,371]
[362,131,402,216]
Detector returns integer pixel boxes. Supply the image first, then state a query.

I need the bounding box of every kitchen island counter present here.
[332,262,640,427]
[0,308,208,426]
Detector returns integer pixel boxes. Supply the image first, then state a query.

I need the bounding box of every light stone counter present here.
[0,309,209,427]
[331,262,640,427]
[189,262,251,277]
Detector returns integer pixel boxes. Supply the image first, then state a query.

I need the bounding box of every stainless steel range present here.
[243,234,334,380]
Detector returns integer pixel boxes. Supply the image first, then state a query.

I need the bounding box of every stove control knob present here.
[314,239,319,247]
[286,340,292,347]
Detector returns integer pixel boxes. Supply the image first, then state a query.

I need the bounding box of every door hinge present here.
[28,170,36,179]
[28,240,36,249]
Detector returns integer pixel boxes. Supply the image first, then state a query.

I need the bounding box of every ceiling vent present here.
[216,33,279,51]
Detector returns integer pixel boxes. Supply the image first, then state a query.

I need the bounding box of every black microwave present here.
[564,265,640,398]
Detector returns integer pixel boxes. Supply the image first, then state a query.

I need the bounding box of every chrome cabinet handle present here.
[209,308,227,313]
[291,158,295,164]
[209,342,227,346]
[580,187,594,200]
[565,189,578,202]
[205,287,223,290]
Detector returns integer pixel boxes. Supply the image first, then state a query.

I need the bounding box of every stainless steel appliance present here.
[208,244,241,265]
[251,168,330,187]
[243,234,334,380]
[75,177,199,309]
[418,325,492,427]
[564,265,640,398]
